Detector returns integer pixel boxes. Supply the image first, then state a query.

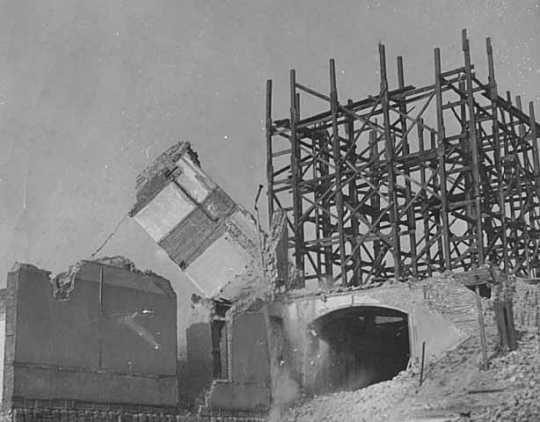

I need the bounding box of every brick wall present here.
[422,273,488,338]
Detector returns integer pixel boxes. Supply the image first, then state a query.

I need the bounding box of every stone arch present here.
[308,301,410,325]
[304,304,411,394]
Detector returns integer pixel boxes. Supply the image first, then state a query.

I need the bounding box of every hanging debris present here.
[50,261,82,300]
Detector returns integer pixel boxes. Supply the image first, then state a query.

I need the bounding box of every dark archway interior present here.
[308,306,410,394]
[466,283,491,298]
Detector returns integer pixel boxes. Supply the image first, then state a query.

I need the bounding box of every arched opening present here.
[306,306,410,394]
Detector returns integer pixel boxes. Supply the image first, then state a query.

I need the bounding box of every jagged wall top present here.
[130,141,200,216]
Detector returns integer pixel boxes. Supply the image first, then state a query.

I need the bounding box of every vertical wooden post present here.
[419,119,432,276]
[434,47,451,271]
[528,102,540,179]
[348,98,361,285]
[330,59,348,285]
[486,38,509,271]
[320,133,334,280]
[516,96,532,275]
[462,29,484,266]
[397,56,418,278]
[290,69,304,287]
[265,80,274,227]
[459,78,475,263]
[475,285,488,370]
[370,129,382,273]
[380,44,401,280]
[494,282,508,350]
[419,341,426,386]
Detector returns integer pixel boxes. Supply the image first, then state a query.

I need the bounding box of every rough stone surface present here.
[513,278,540,331]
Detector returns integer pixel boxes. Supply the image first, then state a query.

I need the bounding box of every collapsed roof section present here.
[130,141,266,302]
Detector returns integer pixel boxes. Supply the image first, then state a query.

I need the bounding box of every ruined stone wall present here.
[2,262,178,413]
[181,303,274,414]
[201,310,271,415]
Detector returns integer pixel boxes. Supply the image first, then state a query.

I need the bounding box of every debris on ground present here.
[281,280,540,422]
[282,331,539,422]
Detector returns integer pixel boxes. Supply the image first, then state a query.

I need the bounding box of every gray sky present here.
[1,0,539,290]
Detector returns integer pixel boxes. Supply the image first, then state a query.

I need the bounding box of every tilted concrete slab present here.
[130,142,263,301]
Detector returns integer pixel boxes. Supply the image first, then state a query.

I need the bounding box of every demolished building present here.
[129,141,281,414]
[1,30,539,421]
[130,29,540,418]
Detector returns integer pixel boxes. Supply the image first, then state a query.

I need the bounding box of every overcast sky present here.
[1,0,539,292]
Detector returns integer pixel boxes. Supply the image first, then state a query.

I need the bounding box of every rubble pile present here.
[281,370,415,422]
[466,331,540,421]
[282,331,540,421]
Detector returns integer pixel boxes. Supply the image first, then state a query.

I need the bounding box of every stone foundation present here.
[0,408,265,422]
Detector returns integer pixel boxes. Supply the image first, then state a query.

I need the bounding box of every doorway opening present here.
[307,306,410,394]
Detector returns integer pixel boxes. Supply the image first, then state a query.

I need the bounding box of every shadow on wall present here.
[179,322,214,408]
[304,306,410,395]
[182,307,275,414]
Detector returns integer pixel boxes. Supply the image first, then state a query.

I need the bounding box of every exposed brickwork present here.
[159,208,226,269]
[0,408,265,422]
[422,273,487,337]
[513,279,540,330]
[158,188,236,269]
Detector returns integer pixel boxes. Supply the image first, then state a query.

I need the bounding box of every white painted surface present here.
[133,183,195,241]
[185,233,250,297]
[228,209,259,245]
[409,305,463,360]
[176,156,215,202]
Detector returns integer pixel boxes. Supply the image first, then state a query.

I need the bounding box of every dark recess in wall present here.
[309,306,410,395]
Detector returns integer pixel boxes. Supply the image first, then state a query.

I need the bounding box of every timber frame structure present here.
[266,30,540,288]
